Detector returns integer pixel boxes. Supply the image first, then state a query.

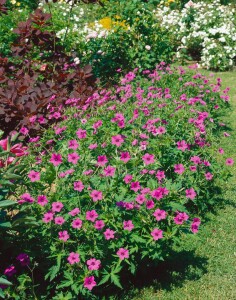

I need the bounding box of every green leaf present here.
[147,179,158,190]
[57,280,73,289]
[57,254,62,270]
[168,202,188,212]
[130,262,136,274]
[4,173,21,180]
[0,200,16,208]
[110,273,122,289]
[0,277,12,286]
[0,222,12,229]
[98,273,110,286]
[112,265,122,274]
[131,234,146,244]
[71,284,79,294]
[0,288,5,299]
[12,217,38,227]
[0,151,9,157]
[0,180,14,186]
[45,265,60,282]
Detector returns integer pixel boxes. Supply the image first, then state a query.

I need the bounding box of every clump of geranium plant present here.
[1,63,233,298]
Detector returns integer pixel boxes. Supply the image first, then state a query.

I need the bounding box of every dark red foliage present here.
[0,0,7,15]
[0,9,96,136]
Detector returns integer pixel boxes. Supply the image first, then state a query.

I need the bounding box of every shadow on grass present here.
[94,250,208,300]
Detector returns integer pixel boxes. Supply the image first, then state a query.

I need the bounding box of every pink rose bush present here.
[1,65,233,297]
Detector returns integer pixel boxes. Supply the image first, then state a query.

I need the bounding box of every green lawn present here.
[124,70,236,300]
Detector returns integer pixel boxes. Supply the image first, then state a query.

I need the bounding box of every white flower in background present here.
[154,0,236,70]
[145,45,151,50]
[185,1,196,8]
[74,57,80,65]
[219,37,226,43]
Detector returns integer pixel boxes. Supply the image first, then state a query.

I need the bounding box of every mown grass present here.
[122,70,236,300]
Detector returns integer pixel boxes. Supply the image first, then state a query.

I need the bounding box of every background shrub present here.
[0,9,96,136]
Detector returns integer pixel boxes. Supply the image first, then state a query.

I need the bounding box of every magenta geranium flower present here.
[124,174,133,184]
[141,187,151,195]
[151,228,163,241]
[156,170,165,182]
[37,195,48,206]
[135,194,146,204]
[191,223,200,233]
[130,181,141,192]
[72,218,83,229]
[189,166,197,172]
[146,200,155,209]
[156,126,166,135]
[16,253,30,266]
[76,128,87,139]
[174,212,189,225]
[68,152,80,164]
[52,202,64,212]
[104,228,115,240]
[19,127,29,135]
[90,190,103,202]
[18,193,34,204]
[151,188,164,200]
[117,248,129,260]
[111,134,124,147]
[153,209,167,221]
[226,158,234,166]
[120,152,131,163]
[86,258,101,270]
[53,216,65,225]
[86,210,98,222]
[205,172,213,180]
[97,155,108,166]
[94,220,105,230]
[50,153,63,166]
[88,143,98,149]
[174,164,185,175]
[142,153,155,165]
[192,217,201,225]
[68,139,79,150]
[186,188,197,200]
[67,252,80,265]
[103,165,116,177]
[68,208,80,216]
[28,170,40,182]
[218,148,224,154]
[176,140,188,151]
[84,276,96,291]
[42,211,54,223]
[190,156,201,165]
[93,120,103,129]
[58,230,69,242]
[74,181,84,192]
[4,265,16,277]
[123,220,134,231]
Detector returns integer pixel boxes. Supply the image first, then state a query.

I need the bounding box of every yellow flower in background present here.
[87,16,129,34]
[99,17,113,30]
